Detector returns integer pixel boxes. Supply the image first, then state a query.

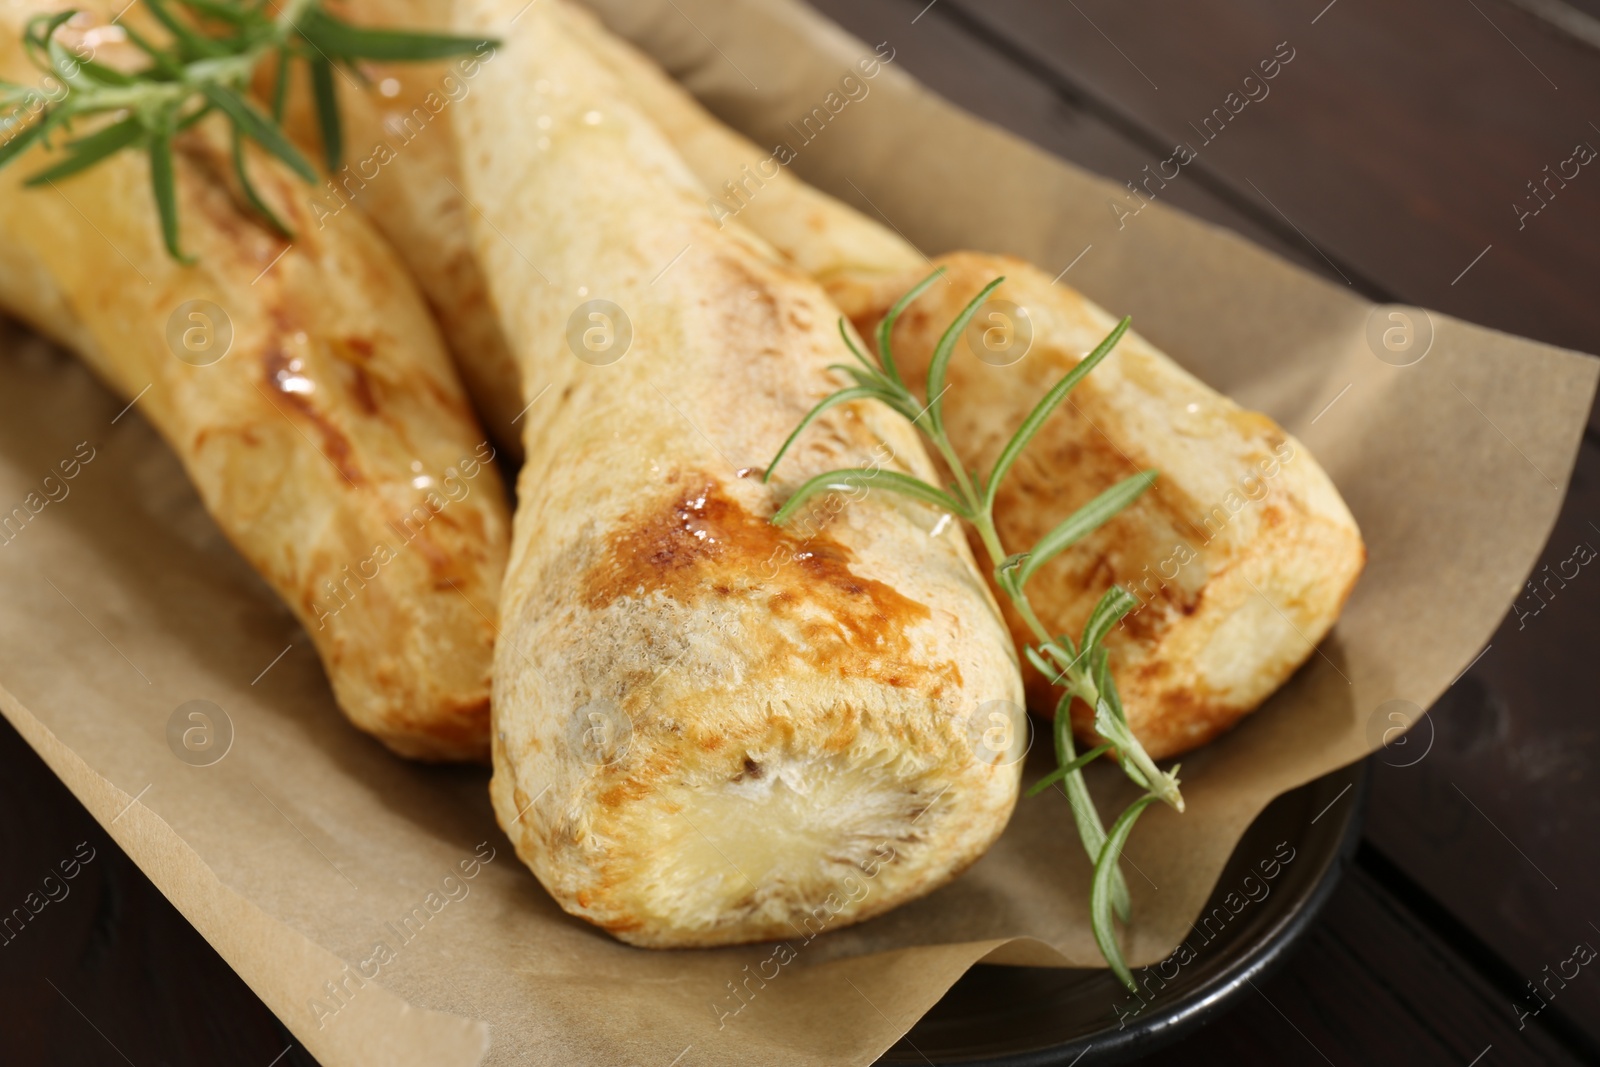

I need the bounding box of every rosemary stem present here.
[928,429,984,526]
[971,493,1184,814]
[274,0,320,35]
[1009,587,1056,651]
[184,54,261,88]
[169,0,310,96]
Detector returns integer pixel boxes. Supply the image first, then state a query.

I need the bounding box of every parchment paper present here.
[1,0,1595,1063]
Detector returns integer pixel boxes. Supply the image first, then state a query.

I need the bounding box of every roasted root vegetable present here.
[454,0,1025,947]
[840,257,1365,759]
[0,2,510,760]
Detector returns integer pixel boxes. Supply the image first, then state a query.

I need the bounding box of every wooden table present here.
[3,1,1597,1063]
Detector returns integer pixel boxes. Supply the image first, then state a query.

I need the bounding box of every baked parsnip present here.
[456,0,1024,947]
[0,2,509,760]
[846,257,1365,758]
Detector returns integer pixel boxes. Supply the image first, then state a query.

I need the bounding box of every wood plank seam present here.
[1357,842,1600,1062]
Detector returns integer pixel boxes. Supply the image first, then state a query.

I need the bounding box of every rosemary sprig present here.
[767,269,1185,989]
[0,1,492,260]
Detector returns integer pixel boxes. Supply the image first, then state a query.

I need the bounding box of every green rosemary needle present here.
[767,268,1185,990]
[0,0,493,260]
